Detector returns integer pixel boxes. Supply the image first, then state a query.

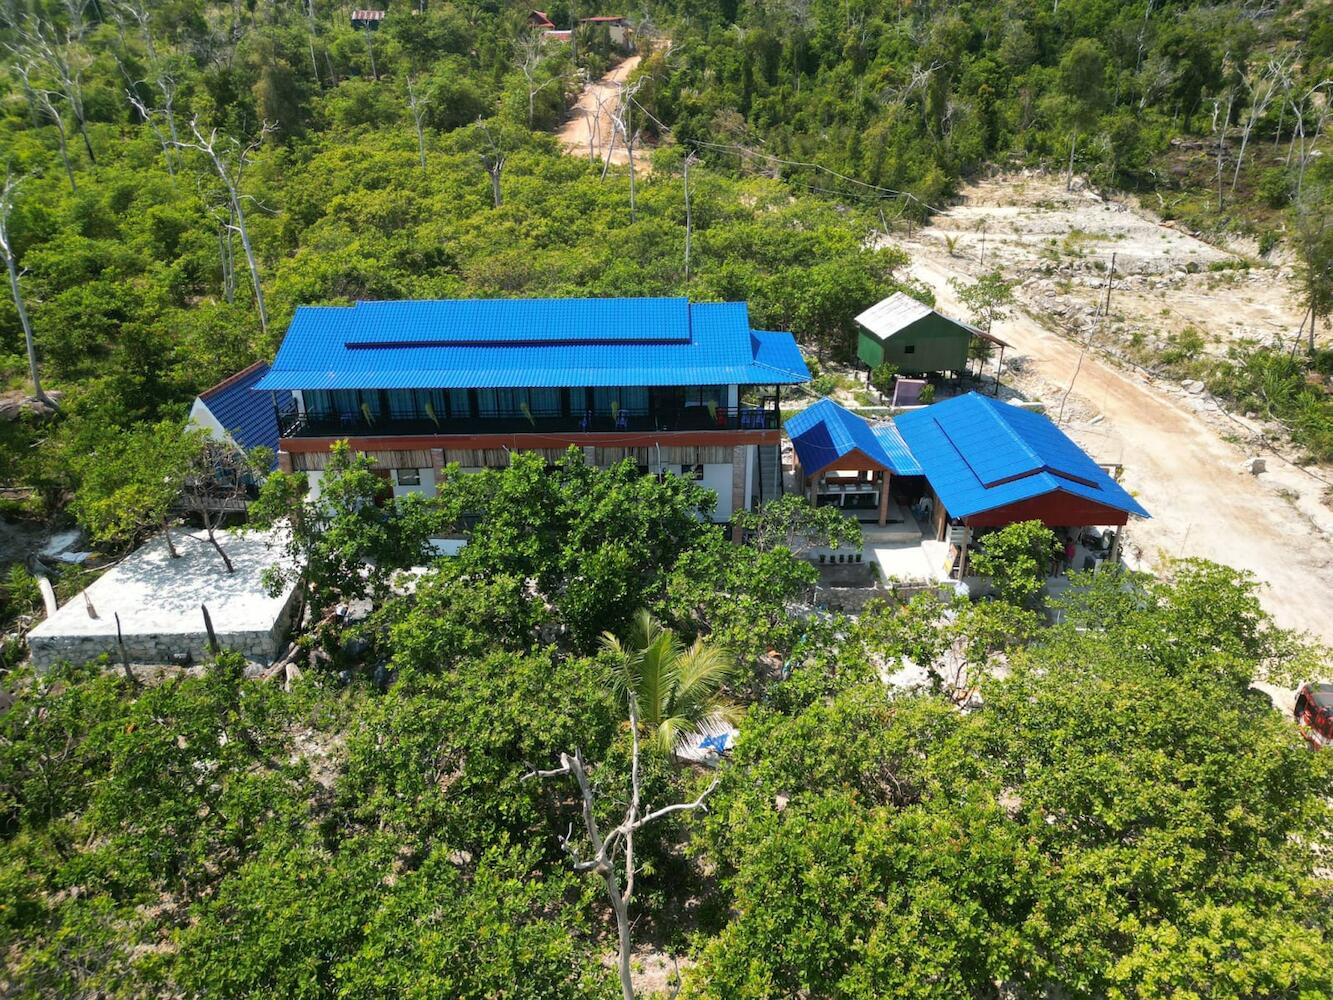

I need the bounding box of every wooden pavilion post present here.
[878,471,891,526]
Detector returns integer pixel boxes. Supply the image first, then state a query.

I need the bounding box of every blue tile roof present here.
[198,362,293,468]
[252,298,811,390]
[784,398,923,477]
[894,393,1149,520]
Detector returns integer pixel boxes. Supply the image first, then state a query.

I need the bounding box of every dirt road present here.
[900,237,1333,644]
[556,55,642,167]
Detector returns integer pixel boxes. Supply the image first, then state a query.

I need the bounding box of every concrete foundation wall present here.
[29,588,299,669]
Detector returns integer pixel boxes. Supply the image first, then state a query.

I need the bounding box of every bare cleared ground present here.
[556,55,644,168]
[888,172,1333,644]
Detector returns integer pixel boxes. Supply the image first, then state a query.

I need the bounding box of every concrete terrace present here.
[27,528,298,668]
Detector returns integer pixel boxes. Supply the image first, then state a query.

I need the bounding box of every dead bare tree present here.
[0,174,58,411]
[475,118,508,208]
[1231,55,1290,196]
[526,702,719,1000]
[1287,80,1332,197]
[178,440,263,574]
[607,78,644,221]
[1210,91,1235,211]
[406,76,429,174]
[515,30,562,129]
[14,62,77,192]
[21,19,96,165]
[174,118,275,335]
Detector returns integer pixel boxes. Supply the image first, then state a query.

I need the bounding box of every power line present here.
[626,95,943,213]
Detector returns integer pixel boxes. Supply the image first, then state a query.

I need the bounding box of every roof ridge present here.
[200,360,267,400]
[969,393,1043,476]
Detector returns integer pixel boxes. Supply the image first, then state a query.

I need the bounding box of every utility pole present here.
[683,151,697,282]
[1101,251,1116,316]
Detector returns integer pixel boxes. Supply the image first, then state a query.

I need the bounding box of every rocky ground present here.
[885,171,1333,643]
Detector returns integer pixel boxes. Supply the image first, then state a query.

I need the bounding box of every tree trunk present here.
[1066,132,1077,191]
[489,167,502,207]
[79,124,95,164]
[3,249,56,410]
[52,117,77,192]
[205,519,235,573]
[1311,309,1317,357]
[162,518,179,558]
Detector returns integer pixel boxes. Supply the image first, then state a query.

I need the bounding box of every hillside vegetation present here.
[0,2,1331,996]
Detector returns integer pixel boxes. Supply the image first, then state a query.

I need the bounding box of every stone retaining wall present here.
[29,591,298,670]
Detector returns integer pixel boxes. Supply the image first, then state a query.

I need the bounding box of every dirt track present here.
[556,55,642,167]
[893,178,1333,643]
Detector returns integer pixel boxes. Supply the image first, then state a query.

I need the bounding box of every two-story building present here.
[253,297,810,529]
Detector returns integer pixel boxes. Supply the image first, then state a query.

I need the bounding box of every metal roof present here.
[894,393,1149,520]
[784,398,923,477]
[253,298,811,390]
[854,291,1004,345]
[197,362,293,467]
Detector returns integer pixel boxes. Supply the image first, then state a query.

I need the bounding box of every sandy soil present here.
[889,173,1333,643]
[916,173,1313,357]
[556,55,644,168]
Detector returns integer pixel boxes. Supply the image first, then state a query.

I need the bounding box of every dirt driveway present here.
[556,55,643,168]
[894,199,1333,644]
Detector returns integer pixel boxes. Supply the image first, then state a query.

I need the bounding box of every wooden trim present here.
[280,430,779,454]
[199,360,267,400]
[799,448,890,481]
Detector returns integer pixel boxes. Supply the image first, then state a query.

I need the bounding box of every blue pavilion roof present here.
[894,393,1149,520]
[196,362,293,468]
[252,298,811,391]
[785,398,923,477]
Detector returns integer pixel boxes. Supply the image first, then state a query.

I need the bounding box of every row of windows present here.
[303,386,727,422]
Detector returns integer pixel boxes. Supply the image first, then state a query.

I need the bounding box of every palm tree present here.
[600,610,737,754]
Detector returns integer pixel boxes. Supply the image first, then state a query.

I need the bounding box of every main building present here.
[254,297,811,526]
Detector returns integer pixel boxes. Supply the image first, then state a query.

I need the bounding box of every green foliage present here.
[970,520,1060,607]
[435,449,715,649]
[869,361,898,396]
[602,610,737,752]
[248,440,440,612]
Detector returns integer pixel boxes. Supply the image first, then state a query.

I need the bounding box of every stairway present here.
[755,443,783,506]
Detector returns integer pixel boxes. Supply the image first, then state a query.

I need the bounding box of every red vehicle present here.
[1294,682,1333,749]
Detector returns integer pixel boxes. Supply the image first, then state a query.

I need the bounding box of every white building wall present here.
[391,467,436,498]
[701,463,733,521]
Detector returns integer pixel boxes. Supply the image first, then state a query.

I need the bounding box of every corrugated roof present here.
[895,393,1149,520]
[855,291,992,343]
[253,298,811,390]
[197,362,293,467]
[784,398,922,477]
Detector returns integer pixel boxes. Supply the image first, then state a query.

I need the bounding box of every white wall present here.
[701,463,733,521]
[306,469,324,501]
[391,467,436,498]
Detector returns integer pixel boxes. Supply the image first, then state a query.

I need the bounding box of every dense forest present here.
[0,0,1331,995]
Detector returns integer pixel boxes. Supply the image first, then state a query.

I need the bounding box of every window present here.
[903,344,916,355]
[680,464,704,481]
[395,468,421,487]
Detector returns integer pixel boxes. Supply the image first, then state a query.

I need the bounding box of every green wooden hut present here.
[855,292,1003,376]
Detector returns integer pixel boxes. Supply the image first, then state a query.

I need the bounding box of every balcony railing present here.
[279,401,780,439]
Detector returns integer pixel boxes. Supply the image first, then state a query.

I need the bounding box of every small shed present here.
[579,15,631,46]
[856,292,1005,377]
[188,362,293,470]
[350,8,385,27]
[528,9,556,28]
